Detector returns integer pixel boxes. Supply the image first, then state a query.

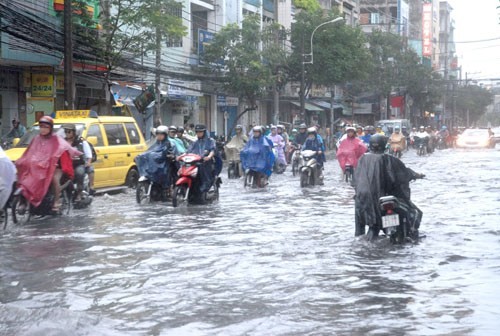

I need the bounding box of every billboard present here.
[422,3,433,57]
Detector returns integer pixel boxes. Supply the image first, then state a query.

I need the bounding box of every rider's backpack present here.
[88,141,97,163]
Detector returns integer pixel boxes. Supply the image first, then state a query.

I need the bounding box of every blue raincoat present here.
[240,135,275,177]
[188,134,222,192]
[135,139,175,188]
[303,136,325,166]
[360,133,372,145]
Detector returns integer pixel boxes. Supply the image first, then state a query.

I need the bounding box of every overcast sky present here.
[448,0,500,82]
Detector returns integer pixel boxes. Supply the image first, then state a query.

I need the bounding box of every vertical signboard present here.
[198,29,215,65]
[422,3,433,57]
[31,73,54,97]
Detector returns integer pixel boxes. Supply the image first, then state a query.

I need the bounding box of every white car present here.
[456,129,495,149]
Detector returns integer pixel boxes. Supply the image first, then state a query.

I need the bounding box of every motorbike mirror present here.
[86,136,98,146]
[12,138,20,147]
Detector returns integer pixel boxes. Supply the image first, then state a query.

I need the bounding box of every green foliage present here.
[293,0,320,11]
[455,85,494,125]
[99,0,186,72]
[289,9,371,94]
[201,15,288,106]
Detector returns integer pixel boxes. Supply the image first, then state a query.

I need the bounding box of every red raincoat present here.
[336,137,367,172]
[16,134,80,207]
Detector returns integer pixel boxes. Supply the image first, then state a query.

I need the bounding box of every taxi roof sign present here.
[55,110,98,119]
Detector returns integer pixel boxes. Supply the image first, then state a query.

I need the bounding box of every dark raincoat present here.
[240,136,275,177]
[135,139,175,188]
[302,136,325,166]
[188,134,222,193]
[294,132,308,146]
[353,153,421,234]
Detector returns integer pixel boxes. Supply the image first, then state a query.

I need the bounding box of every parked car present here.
[5,110,146,191]
[491,127,500,144]
[456,128,495,149]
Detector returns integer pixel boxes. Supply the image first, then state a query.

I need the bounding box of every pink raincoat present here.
[336,137,367,172]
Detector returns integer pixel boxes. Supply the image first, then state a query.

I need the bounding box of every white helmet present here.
[156,125,169,135]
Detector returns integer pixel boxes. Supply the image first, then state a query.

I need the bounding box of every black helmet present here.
[299,123,307,129]
[177,126,185,133]
[195,124,206,132]
[369,134,388,153]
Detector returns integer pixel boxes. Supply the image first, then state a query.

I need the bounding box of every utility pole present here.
[385,0,390,32]
[64,0,74,109]
[155,25,162,127]
[300,34,306,123]
[272,9,280,125]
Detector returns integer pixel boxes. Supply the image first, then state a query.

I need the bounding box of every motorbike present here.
[299,150,320,187]
[71,168,93,209]
[11,179,73,224]
[216,136,226,161]
[272,143,286,174]
[244,169,268,189]
[172,153,221,207]
[414,136,429,156]
[136,176,168,204]
[225,146,242,179]
[344,164,354,183]
[388,145,403,158]
[290,144,302,176]
[436,135,447,150]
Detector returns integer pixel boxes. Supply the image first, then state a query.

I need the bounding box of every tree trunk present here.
[155,26,162,128]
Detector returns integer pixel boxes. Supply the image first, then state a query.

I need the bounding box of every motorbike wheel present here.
[172,185,187,207]
[300,171,308,188]
[12,195,31,225]
[292,161,298,177]
[244,173,253,188]
[228,165,235,179]
[2,206,7,230]
[60,189,72,216]
[345,169,351,183]
[136,181,151,204]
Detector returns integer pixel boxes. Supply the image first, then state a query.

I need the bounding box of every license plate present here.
[382,214,400,228]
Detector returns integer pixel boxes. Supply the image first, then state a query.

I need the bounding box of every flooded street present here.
[1,148,499,336]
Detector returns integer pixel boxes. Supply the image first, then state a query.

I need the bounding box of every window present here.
[104,124,128,146]
[125,123,141,144]
[371,13,380,24]
[87,124,104,146]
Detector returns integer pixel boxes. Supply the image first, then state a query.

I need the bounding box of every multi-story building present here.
[0,0,102,135]
[439,1,457,79]
[318,0,360,26]
[359,0,410,36]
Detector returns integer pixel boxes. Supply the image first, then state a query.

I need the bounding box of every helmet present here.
[356,125,363,130]
[252,126,262,133]
[39,116,54,128]
[441,125,447,130]
[168,125,177,132]
[307,127,316,134]
[345,126,356,133]
[376,124,382,129]
[299,123,307,129]
[364,125,371,132]
[194,124,206,132]
[402,126,407,130]
[369,134,388,153]
[292,128,298,133]
[235,124,243,130]
[270,125,277,130]
[394,126,400,131]
[419,125,425,130]
[277,125,284,130]
[156,125,169,135]
[177,126,185,133]
[62,123,76,131]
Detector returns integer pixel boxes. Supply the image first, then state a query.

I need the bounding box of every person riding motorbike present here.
[187,124,222,195]
[360,126,373,145]
[336,126,367,175]
[438,125,450,148]
[375,125,385,136]
[277,125,289,147]
[426,126,436,153]
[63,123,95,201]
[225,125,248,175]
[356,125,364,137]
[136,125,177,193]
[168,126,187,154]
[3,119,26,143]
[289,129,298,143]
[0,146,16,215]
[268,125,287,169]
[240,126,275,185]
[294,124,308,146]
[302,127,325,184]
[15,116,79,212]
[389,126,406,153]
[176,126,190,149]
[353,134,424,239]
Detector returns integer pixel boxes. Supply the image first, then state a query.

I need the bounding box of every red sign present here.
[422,3,433,57]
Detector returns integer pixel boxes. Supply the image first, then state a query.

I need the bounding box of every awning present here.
[290,101,323,112]
[310,100,344,110]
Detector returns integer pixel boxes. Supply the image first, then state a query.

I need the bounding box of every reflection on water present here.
[1,148,499,335]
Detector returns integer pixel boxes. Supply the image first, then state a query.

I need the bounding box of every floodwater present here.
[1,147,499,336]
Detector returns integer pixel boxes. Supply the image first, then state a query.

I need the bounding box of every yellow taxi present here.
[6,109,146,191]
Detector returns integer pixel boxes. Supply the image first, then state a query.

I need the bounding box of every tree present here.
[455,85,494,126]
[288,9,371,123]
[201,15,288,128]
[293,0,320,11]
[99,0,186,121]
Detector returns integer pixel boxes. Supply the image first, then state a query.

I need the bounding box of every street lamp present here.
[303,17,344,65]
[300,17,344,123]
